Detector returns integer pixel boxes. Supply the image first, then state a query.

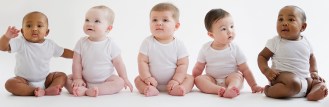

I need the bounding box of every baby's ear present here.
[207,32,214,38]
[301,23,307,32]
[45,29,50,37]
[175,22,180,30]
[108,26,113,31]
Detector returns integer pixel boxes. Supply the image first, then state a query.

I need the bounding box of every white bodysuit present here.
[139,36,188,90]
[74,36,120,83]
[9,36,64,88]
[197,42,246,85]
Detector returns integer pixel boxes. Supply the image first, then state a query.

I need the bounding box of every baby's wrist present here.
[142,76,152,82]
[171,79,181,84]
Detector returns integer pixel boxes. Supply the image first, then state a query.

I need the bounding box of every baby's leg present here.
[307,79,328,101]
[134,76,159,97]
[223,72,243,98]
[5,76,36,96]
[265,72,301,98]
[44,72,67,95]
[87,75,124,95]
[195,75,225,96]
[169,75,194,96]
[65,74,74,94]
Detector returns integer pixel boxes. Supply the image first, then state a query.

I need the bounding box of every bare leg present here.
[87,75,124,95]
[265,72,301,98]
[44,72,67,95]
[134,76,159,97]
[5,76,36,96]
[169,75,194,96]
[307,80,328,101]
[223,72,243,98]
[195,75,225,96]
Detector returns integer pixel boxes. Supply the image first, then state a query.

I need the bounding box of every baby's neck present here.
[154,36,174,44]
[88,36,107,42]
[211,41,229,50]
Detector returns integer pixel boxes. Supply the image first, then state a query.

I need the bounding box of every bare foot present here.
[73,87,87,96]
[34,87,45,97]
[223,87,240,98]
[217,87,226,97]
[143,86,159,97]
[264,85,270,96]
[307,82,328,101]
[45,85,61,95]
[86,87,99,97]
[169,85,186,96]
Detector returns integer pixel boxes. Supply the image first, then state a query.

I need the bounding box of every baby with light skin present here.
[65,5,133,97]
[193,8,263,98]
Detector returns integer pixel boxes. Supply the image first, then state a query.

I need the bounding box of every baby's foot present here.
[169,85,186,96]
[307,82,328,101]
[264,85,271,96]
[86,87,99,97]
[144,86,159,97]
[217,87,226,97]
[45,85,61,95]
[72,87,87,96]
[34,87,45,97]
[223,87,240,98]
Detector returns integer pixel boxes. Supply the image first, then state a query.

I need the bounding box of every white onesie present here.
[197,42,246,84]
[74,36,120,83]
[139,36,188,90]
[9,36,64,88]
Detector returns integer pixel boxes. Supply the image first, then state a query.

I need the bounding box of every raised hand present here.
[4,26,20,39]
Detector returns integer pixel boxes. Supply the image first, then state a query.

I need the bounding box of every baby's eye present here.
[221,28,227,31]
[26,25,31,28]
[230,25,234,29]
[278,18,283,22]
[288,18,295,22]
[38,25,43,28]
[95,20,100,23]
[163,19,168,22]
[85,19,89,22]
[152,19,158,22]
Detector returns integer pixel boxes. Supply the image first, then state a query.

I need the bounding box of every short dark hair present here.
[204,9,230,32]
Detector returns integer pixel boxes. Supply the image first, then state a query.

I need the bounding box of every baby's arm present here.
[167,56,188,90]
[192,62,206,78]
[309,53,325,82]
[61,48,74,59]
[71,52,85,87]
[112,55,133,92]
[138,53,157,86]
[258,47,279,81]
[238,63,264,93]
[0,26,20,51]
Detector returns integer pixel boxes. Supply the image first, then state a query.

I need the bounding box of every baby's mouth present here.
[282,29,289,32]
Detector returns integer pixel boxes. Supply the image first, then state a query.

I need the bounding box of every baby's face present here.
[276,6,306,40]
[21,13,49,43]
[208,15,235,45]
[149,11,179,41]
[84,8,111,40]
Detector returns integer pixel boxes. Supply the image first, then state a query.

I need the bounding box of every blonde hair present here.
[91,5,115,25]
[150,2,179,22]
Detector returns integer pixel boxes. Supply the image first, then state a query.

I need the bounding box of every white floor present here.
[0,88,327,107]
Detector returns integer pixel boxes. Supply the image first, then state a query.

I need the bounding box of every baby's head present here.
[204,9,235,44]
[150,2,179,22]
[277,5,307,40]
[149,3,180,40]
[21,11,49,43]
[84,5,114,38]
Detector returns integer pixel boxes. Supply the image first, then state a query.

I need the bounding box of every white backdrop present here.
[0,0,328,98]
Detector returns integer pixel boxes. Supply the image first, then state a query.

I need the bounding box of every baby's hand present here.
[251,85,264,93]
[123,78,133,92]
[166,79,180,92]
[144,77,158,87]
[71,79,86,87]
[311,72,325,82]
[265,68,280,81]
[4,26,20,39]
